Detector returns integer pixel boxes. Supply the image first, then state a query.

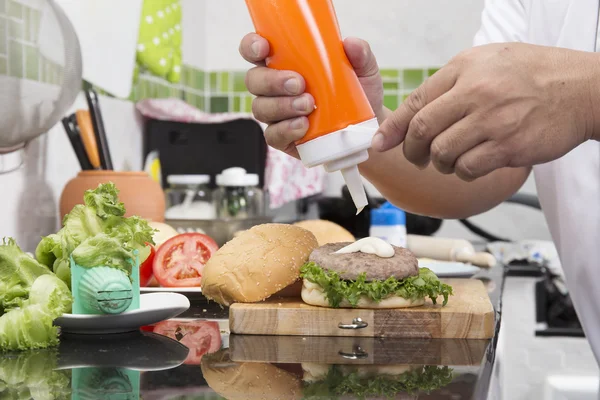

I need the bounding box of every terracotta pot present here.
[60,171,166,222]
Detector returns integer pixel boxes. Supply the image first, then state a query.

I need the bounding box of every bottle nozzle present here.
[341,165,368,215]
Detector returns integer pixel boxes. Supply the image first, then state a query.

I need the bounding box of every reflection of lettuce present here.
[0,350,71,399]
[303,365,454,399]
[36,183,155,287]
[0,274,72,351]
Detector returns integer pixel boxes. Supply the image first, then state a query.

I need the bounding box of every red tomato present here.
[152,320,222,364]
[140,243,156,287]
[153,233,218,287]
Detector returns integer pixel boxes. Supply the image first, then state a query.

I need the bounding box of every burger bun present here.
[293,220,355,246]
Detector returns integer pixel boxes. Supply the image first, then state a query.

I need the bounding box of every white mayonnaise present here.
[334,237,395,258]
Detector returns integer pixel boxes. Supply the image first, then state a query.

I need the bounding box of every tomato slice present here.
[153,233,219,287]
[152,320,222,364]
[139,243,156,287]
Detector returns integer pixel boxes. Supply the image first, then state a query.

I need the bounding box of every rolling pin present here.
[406,235,497,268]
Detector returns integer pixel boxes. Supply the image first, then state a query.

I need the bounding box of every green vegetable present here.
[0,274,72,352]
[303,365,454,399]
[0,350,71,399]
[0,238,51,313]
[300,263,453,308]
[35,183,155,287]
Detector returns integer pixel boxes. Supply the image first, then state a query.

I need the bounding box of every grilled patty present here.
[307,242,419,281]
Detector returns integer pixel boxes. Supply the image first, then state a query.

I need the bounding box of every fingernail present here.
[251,41,261,57]
[284,78,300,94]
[290,117,305,130]
[372,133,385,151]
[293,96,309,112]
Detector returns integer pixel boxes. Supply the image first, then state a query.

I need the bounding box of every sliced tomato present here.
[139,243,156,287]
[153,233,219,287]
[152,320,222,364]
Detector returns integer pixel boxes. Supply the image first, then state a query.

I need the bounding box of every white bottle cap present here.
[216,167,260,187]
[296,117,378,214]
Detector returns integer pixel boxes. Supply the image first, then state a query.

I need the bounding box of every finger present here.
[264,117,309,153]
[429,116,487,174]
[344,37,379,79]
[454,140,510,182]
[403,90,468,168]
[239,33,270,66]
[372,64,459,152]
[245,67,305,97]
[252,94,315,124]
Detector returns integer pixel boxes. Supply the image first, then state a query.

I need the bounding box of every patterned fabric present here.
[135,98,327,209]
[136,0,182,83]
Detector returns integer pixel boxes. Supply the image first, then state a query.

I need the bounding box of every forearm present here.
[361,107,531,219]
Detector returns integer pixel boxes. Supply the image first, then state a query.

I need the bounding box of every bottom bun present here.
[301,280,425,309]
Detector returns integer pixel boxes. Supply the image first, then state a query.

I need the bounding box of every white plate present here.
[55,293,191,335]
[418,259,481,277]
[140,287,202,294]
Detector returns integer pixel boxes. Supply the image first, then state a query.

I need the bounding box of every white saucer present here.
[140,286,202,294]
[418,259,481,277]
[55,293,191,335]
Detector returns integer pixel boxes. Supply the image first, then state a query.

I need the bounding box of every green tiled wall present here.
[1,0,439,114]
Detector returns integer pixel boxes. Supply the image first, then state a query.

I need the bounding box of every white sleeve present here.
[473,0,527,46]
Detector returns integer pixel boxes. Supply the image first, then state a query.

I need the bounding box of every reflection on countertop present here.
[0,265,506,400]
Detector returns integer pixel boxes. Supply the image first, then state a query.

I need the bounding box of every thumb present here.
[343,37,380,79]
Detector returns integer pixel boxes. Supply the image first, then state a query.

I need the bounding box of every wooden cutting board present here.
[229,279,495,339]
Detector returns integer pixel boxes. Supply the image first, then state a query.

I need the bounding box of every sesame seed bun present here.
[293,220,355,246]
[200,224,319,306]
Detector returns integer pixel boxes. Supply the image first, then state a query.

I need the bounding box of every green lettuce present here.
[0,350,71,399]
[303,365,454,399]
[0,274,72,352]
[0,238,51,312]
[300,263,453,308]
[35,183,155,287]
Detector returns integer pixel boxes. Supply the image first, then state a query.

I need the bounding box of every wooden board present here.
[229,279,495,339]
[229,335,490,366]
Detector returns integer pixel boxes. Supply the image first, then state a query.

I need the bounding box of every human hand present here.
[239,33,384,158]
[373,43,597,181]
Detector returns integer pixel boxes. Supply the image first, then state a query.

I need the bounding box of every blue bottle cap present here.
[371,202,406,226]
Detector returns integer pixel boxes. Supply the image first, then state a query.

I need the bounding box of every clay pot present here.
[60,171,166,222]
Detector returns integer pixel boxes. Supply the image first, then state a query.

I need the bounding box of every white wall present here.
[200,0,485,70]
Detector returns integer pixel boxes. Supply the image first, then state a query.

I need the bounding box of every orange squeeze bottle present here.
[245,0,378,214]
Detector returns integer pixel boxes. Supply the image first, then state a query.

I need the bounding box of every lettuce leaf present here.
[303,365,454,399]
[0,238,51,313]
[0,274,72,352]
[35,183,155,287]
[299,263,453,308]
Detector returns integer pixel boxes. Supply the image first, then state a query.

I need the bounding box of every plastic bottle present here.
[245,0,378,214]
[369,202,407,248]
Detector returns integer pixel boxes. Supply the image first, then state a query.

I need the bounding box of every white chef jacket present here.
[474,0,600,366]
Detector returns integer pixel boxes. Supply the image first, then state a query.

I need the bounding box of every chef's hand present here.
[373,43,598,181]
[239,33,384,158]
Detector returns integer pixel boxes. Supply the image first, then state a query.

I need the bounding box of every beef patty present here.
[307,242,419,281]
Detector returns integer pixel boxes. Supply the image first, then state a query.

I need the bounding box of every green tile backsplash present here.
[1,0,439,114]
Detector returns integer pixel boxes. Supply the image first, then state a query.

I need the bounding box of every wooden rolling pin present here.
[406,235,497,268]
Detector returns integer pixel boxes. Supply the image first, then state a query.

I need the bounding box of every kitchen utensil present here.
[62,116,93,171]
[229,279,494,339]
[229,335,489,366]
[55,292,190,334]
[85,88,113,170]
[60,170,166,222]
[418,259,481,278]
[75,109,101,169]
[0,0,82,154]
[408,235,497,268]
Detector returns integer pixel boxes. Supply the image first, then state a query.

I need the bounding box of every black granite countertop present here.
[1,265,506,400]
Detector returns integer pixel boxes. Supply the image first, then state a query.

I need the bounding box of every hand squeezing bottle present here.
[245,0,378,214]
